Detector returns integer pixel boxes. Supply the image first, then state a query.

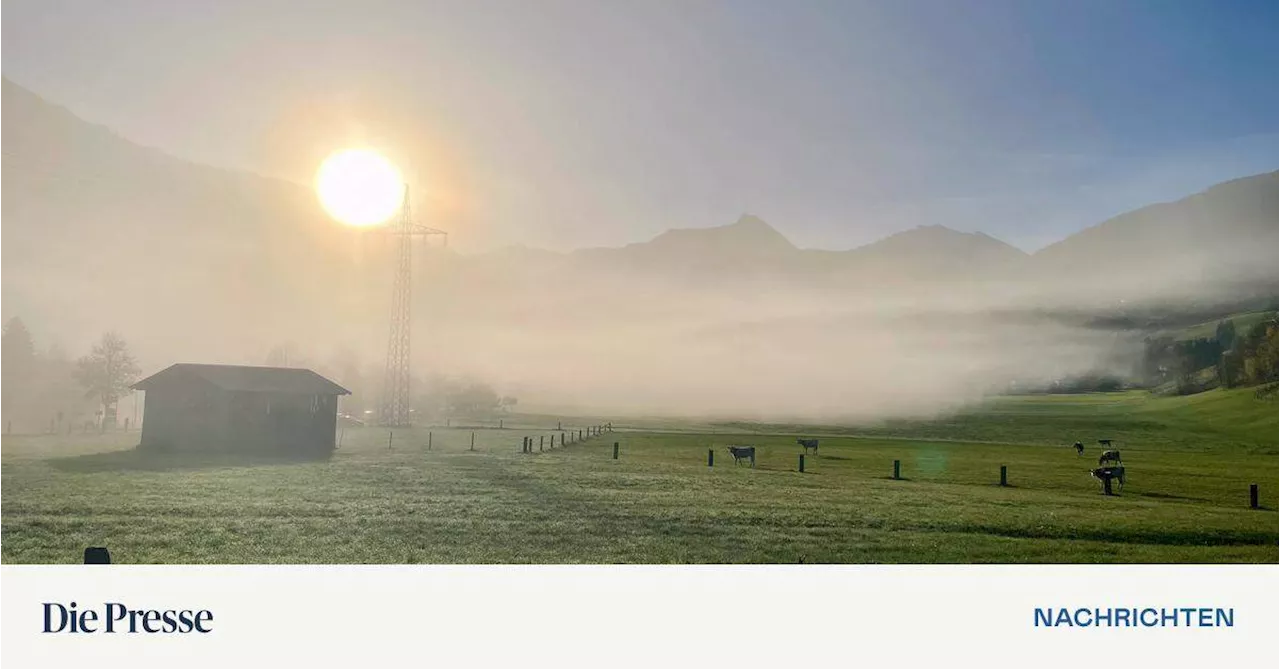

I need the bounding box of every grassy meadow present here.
[2,388,1276,563]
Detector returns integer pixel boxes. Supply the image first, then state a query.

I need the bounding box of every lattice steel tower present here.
[377,186,448,427]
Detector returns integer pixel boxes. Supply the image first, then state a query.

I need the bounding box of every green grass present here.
[2,388,1276,564]
[1170,309,1276,341]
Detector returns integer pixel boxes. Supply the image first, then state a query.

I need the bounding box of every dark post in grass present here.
[708,449,714,467]
[799,454,806,473]
[613,442,619,459]
[541,435,545,450]
[558,421,562,431]
[1250,484,1259,509]
[500,419,504,429]
[470,432,475,451]
[428,432,432,451]
[388,431,393,450]
[893,460,901,480]
[1000,465,1008,487]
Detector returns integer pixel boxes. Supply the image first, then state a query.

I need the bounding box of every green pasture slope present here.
[2,388,1276,564]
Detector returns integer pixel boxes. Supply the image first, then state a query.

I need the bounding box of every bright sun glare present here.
[315,148,405,227]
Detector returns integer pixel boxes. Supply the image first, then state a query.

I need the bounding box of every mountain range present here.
[2,75,1276,414]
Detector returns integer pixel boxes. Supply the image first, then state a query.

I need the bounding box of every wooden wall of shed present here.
[137,385,230,452]
[226,391,337,455]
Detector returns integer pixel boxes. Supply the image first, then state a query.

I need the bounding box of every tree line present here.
[2,317,141,434]
[1141,316,1279,395]
[264,344,518,424]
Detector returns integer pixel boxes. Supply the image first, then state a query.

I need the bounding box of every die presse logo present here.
[43,602,213,634]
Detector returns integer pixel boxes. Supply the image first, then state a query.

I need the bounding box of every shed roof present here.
[132,364,351,395]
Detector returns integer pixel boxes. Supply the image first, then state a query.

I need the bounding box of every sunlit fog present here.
[2,1,1276,427]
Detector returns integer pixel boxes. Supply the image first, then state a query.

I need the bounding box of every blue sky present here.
[3,0,1275,252]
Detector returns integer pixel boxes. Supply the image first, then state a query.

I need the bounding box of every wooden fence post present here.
[428,432,432,450]
[500,419,504,429]
[799,454,805,473]
[613,442,619,459]
[557,421,562,431]
[1250,484,1259,509]
[470,432,475,451]
[1000,465,1008,487]
[388,432,393,450]
[708,449,714,467]
[893,460,901,480]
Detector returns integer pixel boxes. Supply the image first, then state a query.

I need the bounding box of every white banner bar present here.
[3,565,1276,668]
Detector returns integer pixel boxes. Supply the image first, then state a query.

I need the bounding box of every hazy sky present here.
[3,0,1276,252]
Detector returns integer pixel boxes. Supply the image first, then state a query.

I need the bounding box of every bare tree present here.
[75,331,141,430]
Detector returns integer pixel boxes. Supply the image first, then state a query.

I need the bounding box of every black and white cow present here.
[727,445,756,467]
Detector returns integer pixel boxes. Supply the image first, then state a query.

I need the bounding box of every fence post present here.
[613,442,619,459]
[1250,484,1259,509]
[388,432,393,450]
[579,429,583,441]
[428,432,432,450]
[470,432,475,451]
[893,460,901,480]
[708,449,714,467]
[500,419,504,429]
[799,454,805,473]
[557,421,562,431]
[541,435,545,450]
[1000,465,1008,487]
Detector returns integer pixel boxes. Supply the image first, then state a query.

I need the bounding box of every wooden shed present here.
[131,364,351,455]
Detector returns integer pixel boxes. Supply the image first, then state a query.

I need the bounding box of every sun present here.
[315,148,405,227]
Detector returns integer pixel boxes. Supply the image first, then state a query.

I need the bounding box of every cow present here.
[1091,465,1126,495]
[1098,449,1122,466]
[726,445,756,467]
[797,438,819,454]
[1073,442,1084,456]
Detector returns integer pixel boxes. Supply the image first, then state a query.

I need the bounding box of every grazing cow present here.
[726,445,756,467]
[797,438,819,454]
[1073,442,1084,456]
[1098,449,1122,466]
[1091,465,1126,495]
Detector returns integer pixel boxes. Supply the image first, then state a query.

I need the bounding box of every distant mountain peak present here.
[643,214,796,254]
